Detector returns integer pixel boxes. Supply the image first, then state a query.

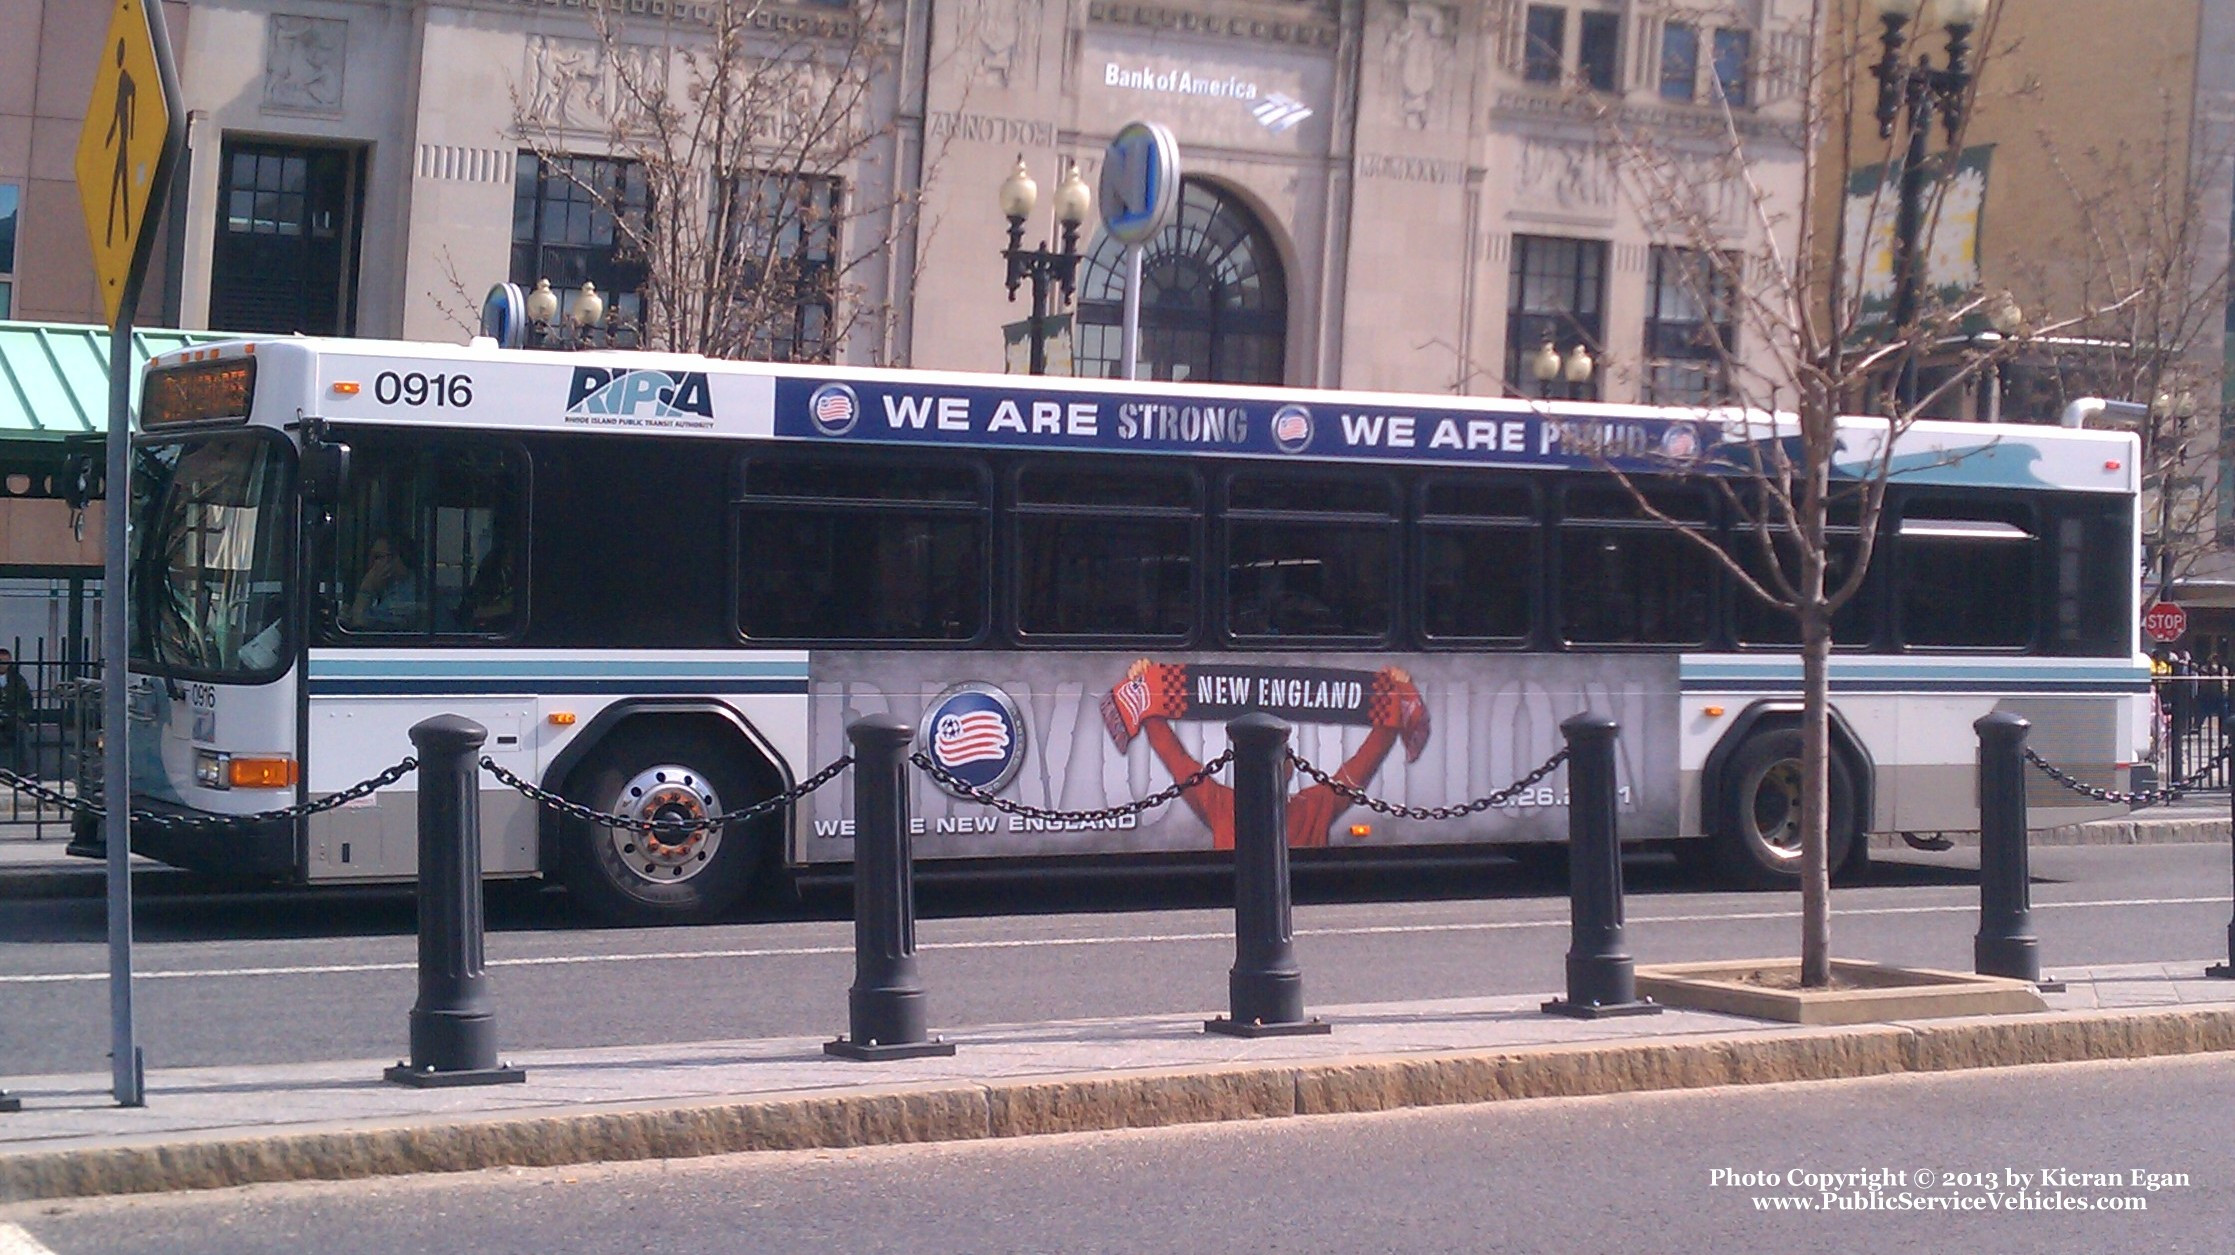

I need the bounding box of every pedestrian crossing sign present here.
[74,0,183,328]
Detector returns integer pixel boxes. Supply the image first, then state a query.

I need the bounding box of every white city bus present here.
[78,335,2145,923]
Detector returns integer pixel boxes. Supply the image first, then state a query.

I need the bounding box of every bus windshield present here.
[131,432,291,677]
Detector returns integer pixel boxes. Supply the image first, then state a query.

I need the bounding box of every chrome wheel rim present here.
[1745,760,1806,860]
[604,764,723,884]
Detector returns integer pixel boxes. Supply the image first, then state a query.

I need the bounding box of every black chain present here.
[1284,746,1572,821]
[0,758,418,831]
[910,748,1234,823]
[2024,741,2233,808]
[479,754,852,834]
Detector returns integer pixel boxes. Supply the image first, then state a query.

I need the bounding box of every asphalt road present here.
[2,843,2229,1077]
[4,1054,2227,1254]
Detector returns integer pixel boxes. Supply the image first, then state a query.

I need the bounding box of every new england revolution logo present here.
[807,382,860,436]
[917,683,1026,796]
[1271,404,1314,454]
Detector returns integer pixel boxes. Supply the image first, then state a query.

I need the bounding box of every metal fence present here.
[2152,673,2231,794]
[0,651,101,839]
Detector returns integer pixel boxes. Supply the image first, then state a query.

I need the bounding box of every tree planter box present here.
[1633,960,2049,1026]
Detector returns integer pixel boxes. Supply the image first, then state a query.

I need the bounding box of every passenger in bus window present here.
[463,531,517,631]
[347,534,424,631]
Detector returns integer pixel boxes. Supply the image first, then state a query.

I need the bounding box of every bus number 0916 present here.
[374,371,473,408]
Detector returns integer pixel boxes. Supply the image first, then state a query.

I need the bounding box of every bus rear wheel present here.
[1712,728,1856,889]
[555,730,763,925]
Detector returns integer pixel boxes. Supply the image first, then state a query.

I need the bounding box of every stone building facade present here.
[3,0,1816,402]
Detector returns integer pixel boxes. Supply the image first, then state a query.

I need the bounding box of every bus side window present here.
[330,440,527,640]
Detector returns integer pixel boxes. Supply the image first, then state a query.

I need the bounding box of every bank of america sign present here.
[1250,93,1312,133]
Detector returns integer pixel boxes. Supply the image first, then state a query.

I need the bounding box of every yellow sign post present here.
[75,0,184,328]
[74,0,183,1112]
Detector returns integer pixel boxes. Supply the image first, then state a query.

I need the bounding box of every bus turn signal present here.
[229,757,299,789]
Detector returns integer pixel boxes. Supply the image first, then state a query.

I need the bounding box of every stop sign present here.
[2144,601,2188,643]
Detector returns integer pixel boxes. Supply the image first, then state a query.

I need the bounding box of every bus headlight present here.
[195,749,230,789]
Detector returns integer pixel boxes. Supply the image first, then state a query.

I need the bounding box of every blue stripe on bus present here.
[307,679,811,696]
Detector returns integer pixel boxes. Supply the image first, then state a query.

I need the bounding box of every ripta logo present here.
[566,368,716,419]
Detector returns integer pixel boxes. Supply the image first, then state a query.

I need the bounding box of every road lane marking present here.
[0,895,2222,984]
[0,1224,60,1255]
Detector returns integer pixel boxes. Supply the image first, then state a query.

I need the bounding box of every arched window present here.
[1073,180,1287,385]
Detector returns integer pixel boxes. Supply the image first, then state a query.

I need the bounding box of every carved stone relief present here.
[968,0,1044,91]
[1513,138,1614,216]
[1383,2,1457,131]
[263,15,346,114]
[524,35,668,134]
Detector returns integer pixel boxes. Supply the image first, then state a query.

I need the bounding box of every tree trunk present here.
[1799,601,1833,988]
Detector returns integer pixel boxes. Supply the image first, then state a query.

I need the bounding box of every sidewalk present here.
[2,960,2232,1203]
[0,819,194,899]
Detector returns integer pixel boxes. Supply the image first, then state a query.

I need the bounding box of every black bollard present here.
[827,715,954,1060]
[1207,713,1329,1037]
[385,715,525,1087]
[1544,712,1660,1019]
[2209,779,2235,979]
[1973,712,2063,991]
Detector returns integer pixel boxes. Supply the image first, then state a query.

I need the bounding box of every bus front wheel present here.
[555,730,764,925]
[1712,728,1856,889]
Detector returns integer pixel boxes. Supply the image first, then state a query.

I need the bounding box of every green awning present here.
[0,319,236,496]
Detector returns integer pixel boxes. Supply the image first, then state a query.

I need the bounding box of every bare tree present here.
[1573,0,2099,986]
[2018,97,2233,600]
[511,0,914,362]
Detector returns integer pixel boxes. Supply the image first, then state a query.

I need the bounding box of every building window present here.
[1579,11,1621,92]
[1660,22,1699,102]
[0,182,20,319]
[511,153,648,325]
[718,171,840,363]
[1645,247,1737,404]
[1523,5,1566,83]
[1507,235,1606,401]
[0,182,18,318]
[1713,28,1753,107]
[1076,179,1287,385]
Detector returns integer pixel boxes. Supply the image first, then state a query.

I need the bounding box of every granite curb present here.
[3,1004,2230,1205]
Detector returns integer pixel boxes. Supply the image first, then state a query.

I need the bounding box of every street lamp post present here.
[522,277,636,351]
[1870,0,1986,411]
[1528,340,1596,400]
[1000,156,1092,376]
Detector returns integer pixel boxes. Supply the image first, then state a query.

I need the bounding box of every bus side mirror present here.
[301,438,351,505]
[61,453,102,510]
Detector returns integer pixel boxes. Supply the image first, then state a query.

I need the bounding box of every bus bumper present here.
[66,800,296,880]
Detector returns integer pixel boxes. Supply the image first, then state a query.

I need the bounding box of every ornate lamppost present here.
[1528,340,1595,400]
[522,278,637,350]
[1869,0,1987,410]
[999,156,1092,376]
